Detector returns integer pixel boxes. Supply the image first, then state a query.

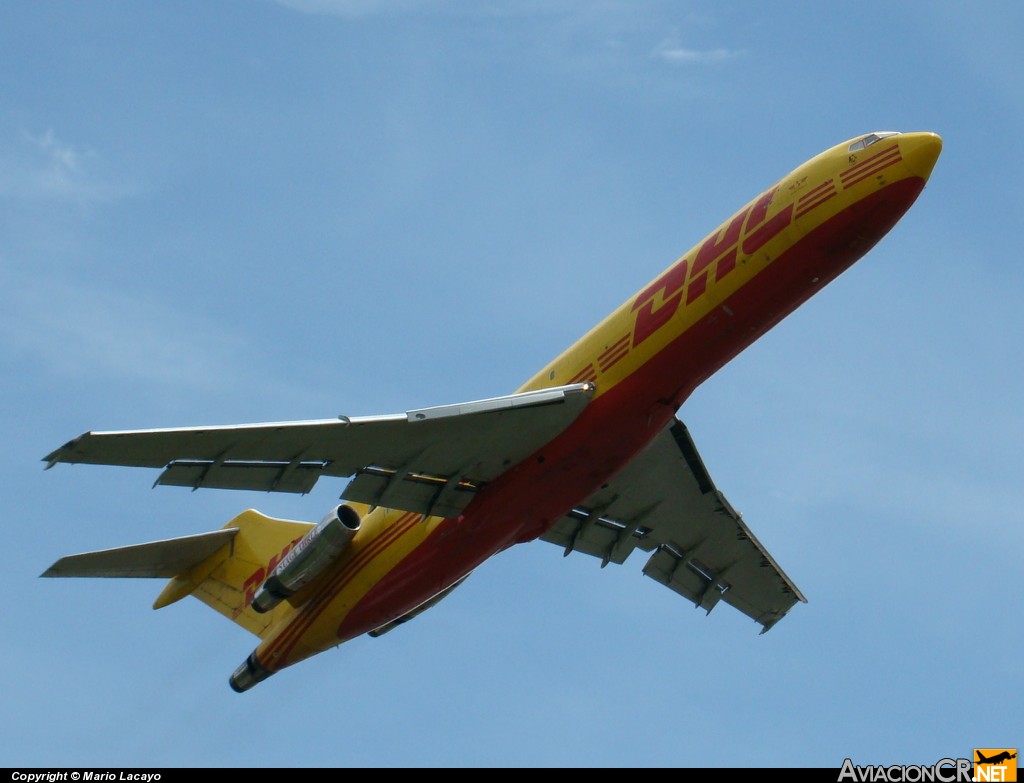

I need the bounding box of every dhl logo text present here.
[235,538,302,616]
[631,185,793,347]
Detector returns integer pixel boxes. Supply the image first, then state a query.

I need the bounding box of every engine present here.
[251,503,361,613]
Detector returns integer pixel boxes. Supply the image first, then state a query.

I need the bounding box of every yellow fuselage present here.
[250,132,942,676]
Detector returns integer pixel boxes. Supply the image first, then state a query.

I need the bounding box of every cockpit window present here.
[848,131,901,152]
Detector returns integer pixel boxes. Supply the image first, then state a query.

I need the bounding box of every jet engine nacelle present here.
[251,504,361,613]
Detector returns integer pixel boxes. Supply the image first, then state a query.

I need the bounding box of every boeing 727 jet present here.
[43,131,942,691]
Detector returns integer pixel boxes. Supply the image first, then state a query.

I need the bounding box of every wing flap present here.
[642,545,720,611]
[341,469,477,519]
[541,508,659,566]
[41,528,238,578]
[540,420,806,632]
[156,460,326,494]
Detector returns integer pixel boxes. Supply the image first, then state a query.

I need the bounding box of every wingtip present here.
[42,448,64,469]
[42,433,88,469]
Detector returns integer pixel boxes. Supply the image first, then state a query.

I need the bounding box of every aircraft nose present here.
[902,132,942,181]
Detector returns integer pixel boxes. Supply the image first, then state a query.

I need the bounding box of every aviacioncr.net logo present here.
[974,749,1017,782]
[838,758,973,782]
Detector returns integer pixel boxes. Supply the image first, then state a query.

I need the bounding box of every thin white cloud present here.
[270,0,621,19]
[652,40,743,65]
[271,0,440,16]
[0,268,248,394]
[0,263,339,416]
[0,128,131,204]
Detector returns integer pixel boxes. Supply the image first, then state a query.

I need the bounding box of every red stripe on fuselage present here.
[841,150,902,189]
[798,179,835,203]
[326,175,929,651]
[841,145,899,180]
[261,511,421,669]
[569,365,597,383]
[795,190,836,219]
[262,512,418,665]
[842,159,902,189]
[598,345,629,372]
[597,335,629,363]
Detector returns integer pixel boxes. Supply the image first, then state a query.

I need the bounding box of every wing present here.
[44,383,594,519]
[540,420,806,633]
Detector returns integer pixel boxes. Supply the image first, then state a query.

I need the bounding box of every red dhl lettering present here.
[631,186,793,347]
[240,568,266,615]
[630,258,688,347]
[238,539,299,613]
[690,206,748,282]
[742,190,793,256]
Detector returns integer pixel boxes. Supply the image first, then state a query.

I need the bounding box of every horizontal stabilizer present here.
[41,528,238,578]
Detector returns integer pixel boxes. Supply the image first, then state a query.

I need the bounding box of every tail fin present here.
[43,509,313,638]
[159,509,313,637]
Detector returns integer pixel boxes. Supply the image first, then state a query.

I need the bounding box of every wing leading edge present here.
[44,383,595,519]
[540,420,806,633]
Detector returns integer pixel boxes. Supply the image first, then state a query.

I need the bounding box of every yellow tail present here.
[155,509,313,638]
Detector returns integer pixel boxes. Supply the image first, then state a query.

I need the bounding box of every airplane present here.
[42,130,943,692]
[976,752,1017,765]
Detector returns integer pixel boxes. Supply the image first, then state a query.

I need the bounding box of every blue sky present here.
[2,0,1021,768]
